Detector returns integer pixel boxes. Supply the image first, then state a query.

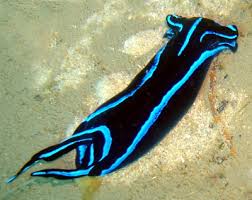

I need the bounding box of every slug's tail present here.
[31,166,94,179]
[6,133,93,184]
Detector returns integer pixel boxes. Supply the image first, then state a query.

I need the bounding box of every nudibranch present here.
[7,15,238,183]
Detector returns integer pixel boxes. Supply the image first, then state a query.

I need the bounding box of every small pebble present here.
[217,100,229,113]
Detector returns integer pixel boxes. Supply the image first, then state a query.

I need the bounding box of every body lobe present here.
[87,34,214,174]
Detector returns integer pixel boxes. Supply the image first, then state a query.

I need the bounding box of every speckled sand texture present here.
[0,1,251,200]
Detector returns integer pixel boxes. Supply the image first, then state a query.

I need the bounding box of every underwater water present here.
[0,1,252,200]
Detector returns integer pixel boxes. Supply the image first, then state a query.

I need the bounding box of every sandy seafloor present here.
[0,0,251,200]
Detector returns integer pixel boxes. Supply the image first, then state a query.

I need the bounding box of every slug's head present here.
[164,15,238,56]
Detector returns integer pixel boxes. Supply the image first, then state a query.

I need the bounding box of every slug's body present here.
[7,15,238,183]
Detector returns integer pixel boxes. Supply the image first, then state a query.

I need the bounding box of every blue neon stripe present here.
[218,41,237,48]
[164,28,175,39]
[6,160,39,183]
[6,175,16,184]
[227,25,237,32]
[101,45,228,175]
[84,45,167,122]
[88,143,94,166]
[200,31,237,42]
[39,138,92,159]
[69,125,112,161]
[18,161,39,174]
[77,145,87,165]
[32,166,94,177]
[166,15,183,32]
[178,18,202,56]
